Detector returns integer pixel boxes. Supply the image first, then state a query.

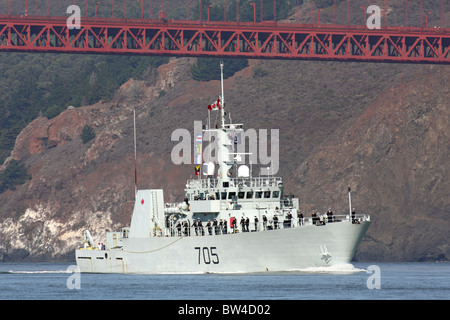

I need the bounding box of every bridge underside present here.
[1,16,449,64]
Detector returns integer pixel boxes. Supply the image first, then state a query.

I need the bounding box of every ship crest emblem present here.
[320,245,332,264]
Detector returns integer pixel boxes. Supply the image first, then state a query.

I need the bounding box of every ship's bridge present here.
[186,176,283,190]
[184,177,290,214]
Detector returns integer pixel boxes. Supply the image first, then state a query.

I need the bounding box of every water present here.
[0,262,448,300]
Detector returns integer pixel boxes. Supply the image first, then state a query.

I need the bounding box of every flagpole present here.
[220,61,225,129]
[134,109,138,198]
[348,185,352,216]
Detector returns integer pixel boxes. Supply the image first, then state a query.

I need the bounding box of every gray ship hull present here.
[76,219,370,274]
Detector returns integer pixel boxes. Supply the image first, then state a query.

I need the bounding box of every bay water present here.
[0,262,448,300]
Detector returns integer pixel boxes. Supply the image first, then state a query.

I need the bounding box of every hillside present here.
[0,55,448,261]
[287,66,450,261]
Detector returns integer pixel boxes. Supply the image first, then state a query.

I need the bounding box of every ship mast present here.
[220,61,225,129]
[133,109,137,198]
[217,61,232,184]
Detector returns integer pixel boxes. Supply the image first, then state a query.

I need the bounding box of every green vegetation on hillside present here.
[191,58,249,81]
[81,125,96,144]
[191,0,295,22]
[0,160,31,194]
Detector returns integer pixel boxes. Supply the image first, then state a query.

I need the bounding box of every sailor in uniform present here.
[193,219,198,236]
[176,221,182,236]
[198,218,204,236]
[219,219,223,234]
[213,219,219,235]
[207,220,212,235]
[223,220,228,234]
[326,208,334,223]
[273,215,279,229]
[298,210,304,226]
[351,208,357,224]
[240,217,245,232]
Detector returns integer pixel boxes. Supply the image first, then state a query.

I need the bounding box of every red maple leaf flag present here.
[208,98,221,111]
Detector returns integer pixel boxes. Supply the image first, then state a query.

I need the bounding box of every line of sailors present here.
[175,218,229,236]
[172,208,355,236]
[311,209,334,225]
[310,208,358,224]
[173,212,303,237]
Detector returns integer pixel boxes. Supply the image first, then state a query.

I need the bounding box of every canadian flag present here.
[208,98,221,111]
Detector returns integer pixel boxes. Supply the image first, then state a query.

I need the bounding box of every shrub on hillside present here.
[0,160,31,193]
[45,105,64,119]
[81,125,95,144]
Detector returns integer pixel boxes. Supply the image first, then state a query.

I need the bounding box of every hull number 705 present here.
[195,247,219,265]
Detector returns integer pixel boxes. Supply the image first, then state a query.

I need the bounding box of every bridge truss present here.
[0,16,449,64]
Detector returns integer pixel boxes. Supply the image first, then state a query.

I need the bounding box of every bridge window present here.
[238,192,245,199]
[246,191,253,199]
[228,192,236,199]
[255,191,263,199]
[273,191,280,198]
[221,192,227,200]
[264,191,271,198]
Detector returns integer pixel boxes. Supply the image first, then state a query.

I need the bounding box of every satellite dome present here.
[238,165,250,178]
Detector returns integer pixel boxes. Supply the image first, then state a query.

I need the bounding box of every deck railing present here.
[158,214,370,238]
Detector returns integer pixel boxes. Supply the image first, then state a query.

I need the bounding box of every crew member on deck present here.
[207,220,212,235]
[184,221,189,236]
[312,212,318,225]
[286,212,292,228]
[193,219,198,236]
[298,210,304,226]
[240,217,245,232]
[176,221,182,236]
[213,219,219,235]
[219,219,223,234]
[198,218,204,236]
[327,208,334,223]
[231,217,236,233]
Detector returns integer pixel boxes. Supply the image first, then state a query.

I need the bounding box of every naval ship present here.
[75,63,371,274]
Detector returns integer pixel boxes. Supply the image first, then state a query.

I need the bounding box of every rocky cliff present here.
[0,57,448,262]
[288,67,450,262]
